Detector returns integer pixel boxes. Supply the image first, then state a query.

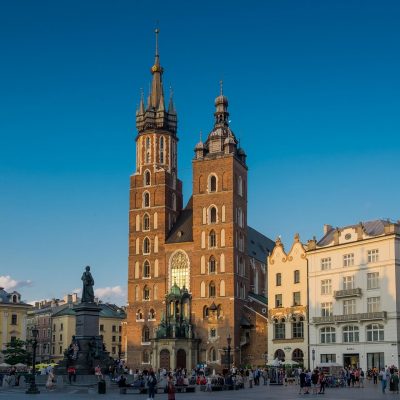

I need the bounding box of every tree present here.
[2,338,31,365]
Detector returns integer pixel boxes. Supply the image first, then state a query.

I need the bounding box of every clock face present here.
[345,233,351,240]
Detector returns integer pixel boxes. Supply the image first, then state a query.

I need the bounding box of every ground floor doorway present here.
[176,349,186,369]
[343,353,359,369]
[159,349,170,370]
[367,352,384,371]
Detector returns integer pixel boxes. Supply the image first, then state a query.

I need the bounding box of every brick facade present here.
[126,36,273,371]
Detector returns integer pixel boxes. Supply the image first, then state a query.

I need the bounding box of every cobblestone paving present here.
[0,381,391,399]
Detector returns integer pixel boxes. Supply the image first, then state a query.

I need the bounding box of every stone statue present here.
[81,265,95,303]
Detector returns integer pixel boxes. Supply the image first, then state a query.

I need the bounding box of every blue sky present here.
[1,0,399,305]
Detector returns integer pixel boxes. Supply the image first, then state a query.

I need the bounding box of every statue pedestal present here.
[56,302,113,375]
[75,303,101,337]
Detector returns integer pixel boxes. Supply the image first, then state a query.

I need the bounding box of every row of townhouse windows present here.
[275,292,302,308]
[275,270,301,286]
[273,316,305,339]
[320,249,380,270]
[320,297,381,316]
[320,272,380,294]
[319,324,384,343]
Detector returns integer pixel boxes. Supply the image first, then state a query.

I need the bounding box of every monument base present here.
[56,302,114,375]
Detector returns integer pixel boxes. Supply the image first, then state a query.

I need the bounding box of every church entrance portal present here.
[176,349,186,369]
[160,349,170,370]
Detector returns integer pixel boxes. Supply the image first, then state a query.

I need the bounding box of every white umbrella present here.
[0,362,11,368]
[283,360,299,366]
[13,363,26,368]
[267,357,282,367]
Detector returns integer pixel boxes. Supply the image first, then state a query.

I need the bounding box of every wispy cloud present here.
[94,285,126,305]
[0,275,32,291]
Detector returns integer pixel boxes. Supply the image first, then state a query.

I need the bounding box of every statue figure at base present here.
[81,266,95,303]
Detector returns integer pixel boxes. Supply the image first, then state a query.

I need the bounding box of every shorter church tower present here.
[191,84,250,366]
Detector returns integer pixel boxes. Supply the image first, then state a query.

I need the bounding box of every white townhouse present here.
[307,220,400,371]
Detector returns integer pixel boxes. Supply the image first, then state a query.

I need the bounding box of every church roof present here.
[165,198,193,244]
[247,226,275,263]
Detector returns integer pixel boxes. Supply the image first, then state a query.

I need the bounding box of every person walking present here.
[318,371,326,394]
[46,370,55,391]
[147,370,157,399]
[167,375,175,400]
[379,368,388,393]
[311,369,319,394]
[299,370,307,394]
[248,369,254,388]
[390,370,399,394]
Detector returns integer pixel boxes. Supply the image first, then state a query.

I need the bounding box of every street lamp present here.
[26,327,40,394]
[226,334,232,371]
[312,349,315,371]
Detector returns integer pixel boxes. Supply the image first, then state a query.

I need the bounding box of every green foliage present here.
[1,338,31,365]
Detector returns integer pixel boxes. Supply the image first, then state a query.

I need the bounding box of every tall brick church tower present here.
[127,30,183,367]
[127,31,274,370]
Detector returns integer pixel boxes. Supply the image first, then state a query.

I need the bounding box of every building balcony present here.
[313,311,387,325]
[333,288,362,299]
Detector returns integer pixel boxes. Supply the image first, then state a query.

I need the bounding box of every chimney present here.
[323,224,333,235]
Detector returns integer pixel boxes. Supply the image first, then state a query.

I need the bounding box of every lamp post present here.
[26,327,40,394]
[227,334,232,371]
[312,349,315,371]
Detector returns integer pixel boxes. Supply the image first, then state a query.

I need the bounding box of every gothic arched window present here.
[144,170,151,186]
[136,309,143,320]
[209,256,216,273]
[143,286,150,301]
[142,326,150,342]
[160,136,165,164]
[210,207,217,223]
[149,309,155,320]
[209,230,216,248]
[143,238,150,254]
[169,251,190,290]
[143,213,150,231]
[143,192,150,208]
[209,174,217,192]
[209,281,216,298]
[143,260,150,278]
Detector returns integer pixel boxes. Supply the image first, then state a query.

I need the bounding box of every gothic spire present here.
[136,29,177,134]
[149,28,165,110]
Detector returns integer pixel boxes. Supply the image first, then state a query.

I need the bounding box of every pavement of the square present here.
[0,381,393,400]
